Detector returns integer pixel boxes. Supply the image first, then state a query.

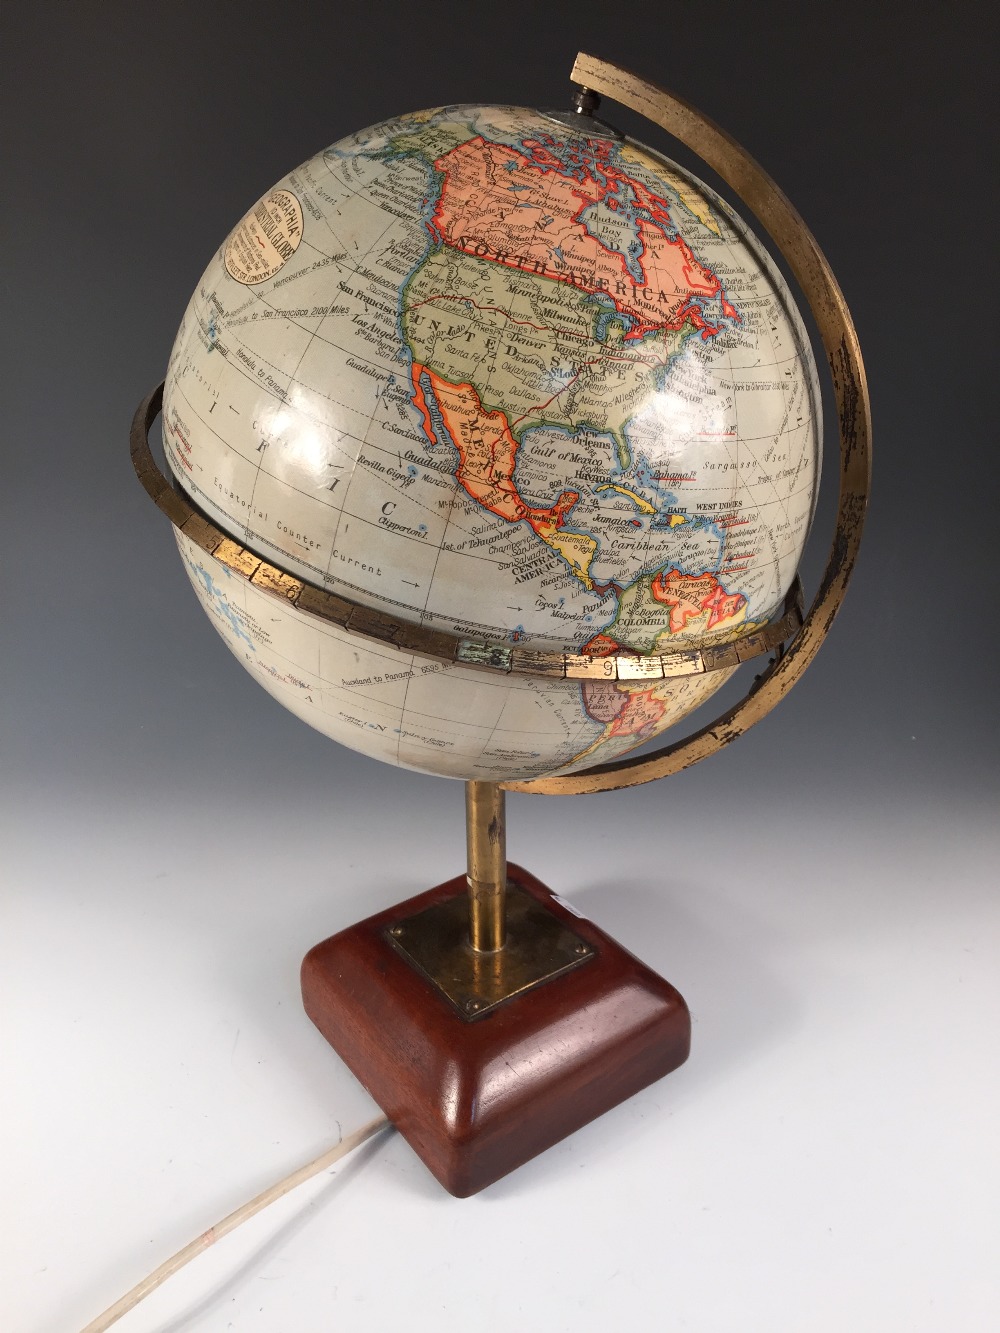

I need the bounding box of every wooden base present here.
[301,864,690,1196]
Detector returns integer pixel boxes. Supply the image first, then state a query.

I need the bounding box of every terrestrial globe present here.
[130,55,869,1200]
[158,99,821,782]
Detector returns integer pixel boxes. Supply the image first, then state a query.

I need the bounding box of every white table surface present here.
[6,774,998,1333]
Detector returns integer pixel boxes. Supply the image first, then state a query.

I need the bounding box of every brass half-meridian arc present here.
[130,384,803,683]
[501,53,872,796]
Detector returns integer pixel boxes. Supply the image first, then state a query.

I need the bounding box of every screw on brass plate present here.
[574,942,590,955]
[390,925,404,938]
[464,998,483,1014]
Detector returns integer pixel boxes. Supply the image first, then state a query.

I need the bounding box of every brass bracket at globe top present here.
[541,83,625,141]
[130,51,870,798]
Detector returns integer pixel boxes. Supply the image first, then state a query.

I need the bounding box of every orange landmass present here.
[411,362,579,540]
[703,582,747,630]
[582,679,667,738]
[608,685,668,738]
[580,632,623,657]
[430,136,729,339]
[650,568,746,634]
[581,679,626,726]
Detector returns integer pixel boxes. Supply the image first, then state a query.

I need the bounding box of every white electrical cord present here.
[79,1114,393,1332]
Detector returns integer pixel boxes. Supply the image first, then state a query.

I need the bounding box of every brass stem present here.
[465,781,507,952]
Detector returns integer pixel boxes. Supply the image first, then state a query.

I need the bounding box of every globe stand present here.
[131,53,872,1199]
[301,782,690,1196]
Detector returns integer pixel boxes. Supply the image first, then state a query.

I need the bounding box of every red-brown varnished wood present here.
[301,864,690,1196]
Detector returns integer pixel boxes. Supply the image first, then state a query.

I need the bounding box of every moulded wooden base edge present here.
[301,863,690,1196]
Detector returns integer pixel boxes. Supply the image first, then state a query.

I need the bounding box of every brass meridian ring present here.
[131,383,803,684]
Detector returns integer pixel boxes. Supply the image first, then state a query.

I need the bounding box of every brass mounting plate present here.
[386,886,595,1021]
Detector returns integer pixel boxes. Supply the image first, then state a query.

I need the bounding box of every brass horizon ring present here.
[131,383,803,687]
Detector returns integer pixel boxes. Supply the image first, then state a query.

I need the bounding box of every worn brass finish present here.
[130,386,803,683]
[465,782,507,953]
[502,53,873,795]
[386,886,594,1021]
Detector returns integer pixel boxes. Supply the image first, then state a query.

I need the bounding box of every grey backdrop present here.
[4,0,996,826]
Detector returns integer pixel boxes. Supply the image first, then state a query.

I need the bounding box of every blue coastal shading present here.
[582,290,636,343]
[575,182,669,287]
[511,421,613,514]
[507,130,740,338]
[184,556,255,651]
[326,125,449,389]
[508,421,625,598]
[611,444,727,569]
[514,132,612,188]
[626,451,677,510]
[415,369,461,465]
[325,132,446,242]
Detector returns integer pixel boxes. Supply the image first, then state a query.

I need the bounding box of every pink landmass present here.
[430,136,730,340]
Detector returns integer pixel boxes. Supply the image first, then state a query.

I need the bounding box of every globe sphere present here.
[164,104,820,781]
